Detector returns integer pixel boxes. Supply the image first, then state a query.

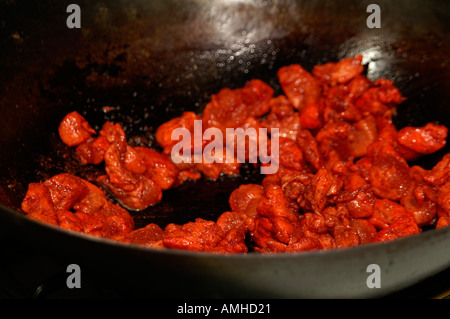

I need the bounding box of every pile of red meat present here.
[21,55,450,253]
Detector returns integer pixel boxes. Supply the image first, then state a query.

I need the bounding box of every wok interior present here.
[1,0,449,231]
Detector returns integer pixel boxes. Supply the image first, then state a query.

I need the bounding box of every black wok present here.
[0,0,449,298]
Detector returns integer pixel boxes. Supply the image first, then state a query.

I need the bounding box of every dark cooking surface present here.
[1,0,450,298]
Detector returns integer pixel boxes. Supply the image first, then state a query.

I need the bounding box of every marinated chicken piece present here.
[324,85,359,123]
[241,79,274,118]
[134,147,179,190]
[216,211,247,235]
[314,115,378,166]
[277,138,307,172]
[333,219,377,248]
[198,162,235,180]
[156,111,199,150]
[282,236,322,252]
[277,64,322,111]
[58,111,96,147]
[96,201,135,240]
[349,116,378,158]
[297,168,343,215]
[313,55,364,86]
[320,204,351,231]
[296,129,324,172]
[401,180,437,227]
[367,140,412,201]
[423,153,450,186]
[343,171,367,191]
[97,174,161,211]
[263,96,301,140]
[396,123,448,160]
[121,223,165,248]
[251,185,306,253]
[73,178,108,215]
[436,216,450,229]
[76,136,110,165]
[349,219,378,245]
[156,110,242,181]
[21,182,58,225]
[202,87,248,132]
[355,79,405,117]
[213,226,248,253]
[160,185,262,253]
[98,125,162,210]
[343,184,375,219]
[278,168,313,207]
[346,74,373,102]
[57,210,84,232]
[163,218,224,252]
[316,121,353,164]
[177,150,241,181]
[323,74,372,123]
[369,199,413,230]
[302,212,328,234]
[201,185,265,253]
[437,180,450,218]
[374,111,398,146]
[228,116,266,163]
[213,211,249,253]
[21,173,134,239]
[300,100,324,130]
[202,79,273,132]
[439,188,450,216]
[373,215,421,243]
[228,184,264,217]
[63,115,180,210]
[349,156,372,182]
[43,173,90,211]
[298,215,334,250]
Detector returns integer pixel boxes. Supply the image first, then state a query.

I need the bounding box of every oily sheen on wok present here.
[21,55,450,254]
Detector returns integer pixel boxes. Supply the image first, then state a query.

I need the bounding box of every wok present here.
[0,0,449,298]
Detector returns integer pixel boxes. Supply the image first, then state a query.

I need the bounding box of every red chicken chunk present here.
[313,55,364,86]
[122,223,165,248]
[228,184,264,217]
[277,64,322,111]
[396,123,447,160]
[163,218,224,252]
[369,199,413,230]
[373,216,421,243]
[251,185,306,253]
[355,79,405,117]
[202,79,273,132]
[58,111,96,147]
[134,147,179,190]
[263,96,301,140]
[21,182,59,226]
[156,111,199,150]
[401,181,437,227]
[367,140,412,201]
[76,136,110,165]
[21,173,135,239]
[423,153,450,187]
[98,128,163,210]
